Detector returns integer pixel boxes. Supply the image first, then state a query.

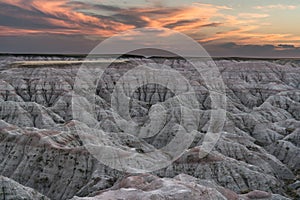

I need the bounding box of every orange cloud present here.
[0,26,41,36]
[1,0,134,37]
[134,4,226,31]
[200,24,300,47]
[195,9,300,47]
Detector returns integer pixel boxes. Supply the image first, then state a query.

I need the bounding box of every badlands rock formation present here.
[0,55,299,199]
[0,175,49,200]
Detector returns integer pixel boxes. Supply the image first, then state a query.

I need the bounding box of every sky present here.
[0,0,300,57]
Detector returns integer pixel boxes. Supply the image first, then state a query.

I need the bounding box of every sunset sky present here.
[0,0,300,57]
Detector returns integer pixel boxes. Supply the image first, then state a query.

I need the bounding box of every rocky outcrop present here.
[0,120,98,200]
[71,173,291,200]
[71,174,233,200]
[0,175,50,200]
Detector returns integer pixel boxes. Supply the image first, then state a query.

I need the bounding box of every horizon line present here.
[0,53,300,60]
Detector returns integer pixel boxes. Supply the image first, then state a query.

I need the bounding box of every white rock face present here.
[0,56,299,199]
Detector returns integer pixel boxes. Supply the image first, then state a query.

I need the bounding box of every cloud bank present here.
[0,0,299,57]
